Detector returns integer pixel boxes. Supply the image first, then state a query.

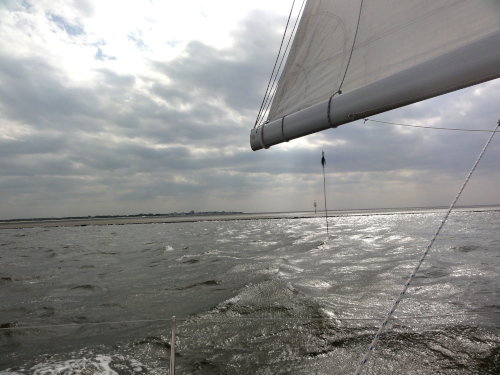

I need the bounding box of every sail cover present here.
[251,0,500,150]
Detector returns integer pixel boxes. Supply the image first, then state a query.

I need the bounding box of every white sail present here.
[251,0,500,151]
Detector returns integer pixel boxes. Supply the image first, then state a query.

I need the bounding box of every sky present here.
[0,0,499,220]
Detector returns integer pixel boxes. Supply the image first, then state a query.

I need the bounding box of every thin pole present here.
[322,151,329,233]
[354,119,500,375]
[170,316,176,375]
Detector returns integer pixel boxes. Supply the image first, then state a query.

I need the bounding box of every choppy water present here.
[1,209,499,374]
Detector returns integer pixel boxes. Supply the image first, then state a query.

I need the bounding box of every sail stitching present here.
[351,0,465,51]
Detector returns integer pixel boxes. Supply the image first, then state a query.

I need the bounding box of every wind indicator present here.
[321,151,329,233]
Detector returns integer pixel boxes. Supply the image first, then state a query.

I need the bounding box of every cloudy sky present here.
[0,0,499,220]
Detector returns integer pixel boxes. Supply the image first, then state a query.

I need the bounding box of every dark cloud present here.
[0,56,101,129]
[0,133,66,158]
[151,10,287,114]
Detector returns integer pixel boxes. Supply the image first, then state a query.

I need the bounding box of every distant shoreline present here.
[1,205,499,229]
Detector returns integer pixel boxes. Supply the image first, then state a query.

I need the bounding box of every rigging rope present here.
[255,0,300,127]
[328,0,364,127]
[337,0,364,94]
[364,118,500,132]
[354,119,500,375]
[258,0,307,127]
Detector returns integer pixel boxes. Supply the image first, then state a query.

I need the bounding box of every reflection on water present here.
[1,210,500,374]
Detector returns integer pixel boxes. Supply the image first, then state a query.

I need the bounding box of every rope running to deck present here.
[354,119,500,375]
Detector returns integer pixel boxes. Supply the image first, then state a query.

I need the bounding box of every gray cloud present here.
[0,6,499,220]
[70,0,94,18]
[152,14,281,115]
[0,56,101,129]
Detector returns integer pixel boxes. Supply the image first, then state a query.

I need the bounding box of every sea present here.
[1,208,499,374]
